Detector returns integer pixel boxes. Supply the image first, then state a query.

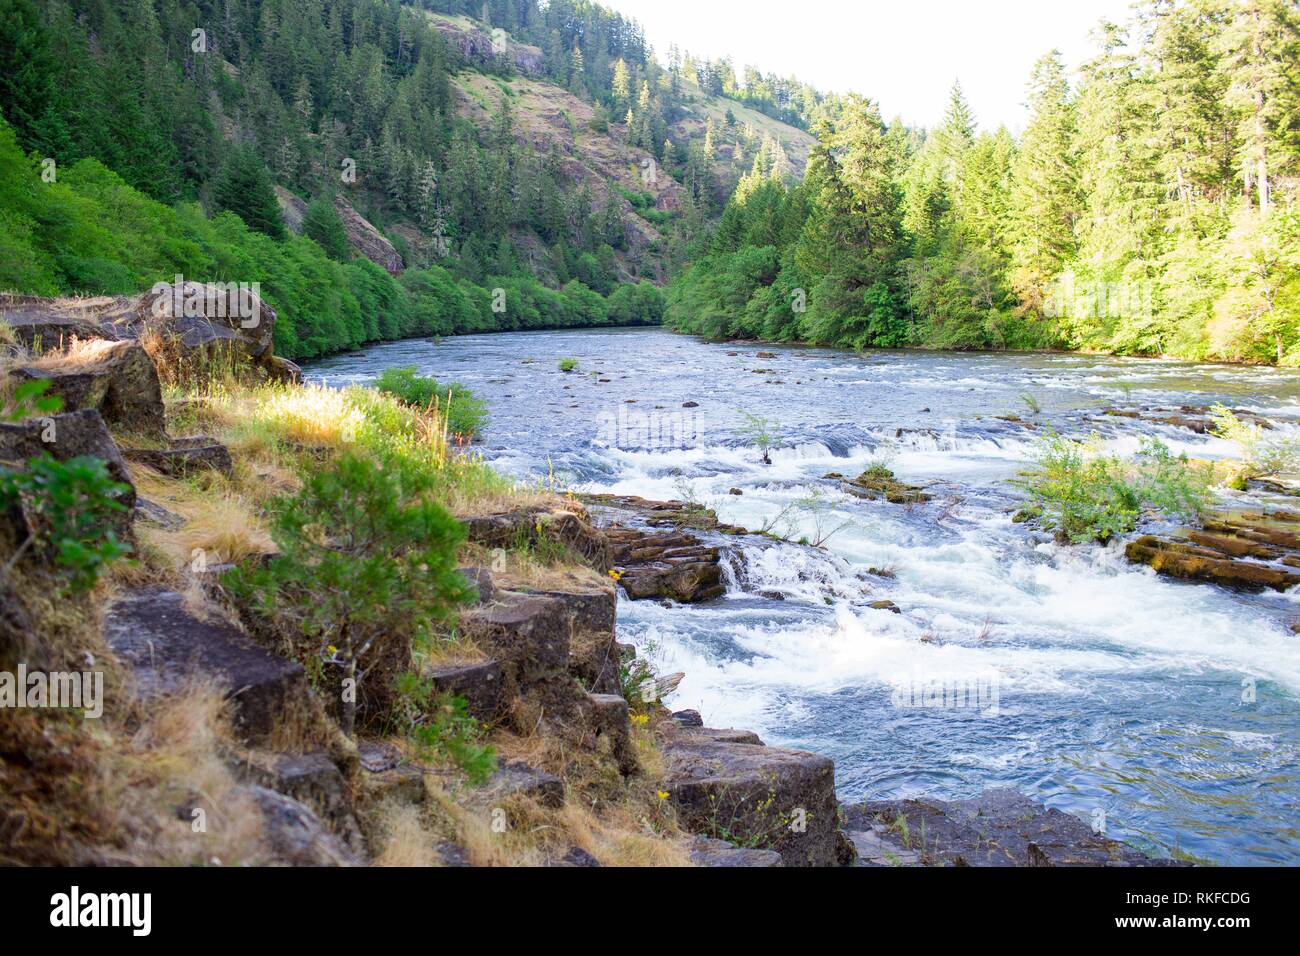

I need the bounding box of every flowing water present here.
[307,327,1300,865]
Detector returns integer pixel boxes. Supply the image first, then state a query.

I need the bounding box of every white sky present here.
[600,0,1138,131]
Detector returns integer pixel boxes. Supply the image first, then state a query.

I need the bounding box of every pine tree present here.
[213,145,286,238]
[1008,50,1079,312]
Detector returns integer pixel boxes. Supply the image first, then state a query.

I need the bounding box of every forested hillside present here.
[0,0,814,360]
[668,0,1300,365]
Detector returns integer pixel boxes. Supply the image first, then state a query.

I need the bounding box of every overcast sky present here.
[600,0,1138,131]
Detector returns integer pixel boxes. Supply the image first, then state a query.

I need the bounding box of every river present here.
[307,326,1300,865]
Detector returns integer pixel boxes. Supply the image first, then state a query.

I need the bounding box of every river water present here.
[307,327,1300,865]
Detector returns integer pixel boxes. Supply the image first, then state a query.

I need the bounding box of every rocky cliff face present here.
[424,12,545,76]
[274,187,404,276]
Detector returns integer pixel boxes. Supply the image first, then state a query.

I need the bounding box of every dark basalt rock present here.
[427,659,505,723]
[239,751,366,856]
[659,724,840,867]
[245,785,361,866]
[690,836,783,867]
[104,586,306,744]
[0,408,137,536]
[123,435,234,477]
[843,789,1186,867]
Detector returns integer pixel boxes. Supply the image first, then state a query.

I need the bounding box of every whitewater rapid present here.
[308,328,1300,864]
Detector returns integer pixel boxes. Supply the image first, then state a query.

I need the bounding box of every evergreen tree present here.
[213,146,287,239]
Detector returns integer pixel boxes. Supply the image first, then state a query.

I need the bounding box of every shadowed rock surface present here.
[104,587,306,745]
[843,790,1187,867]
[11,340,165,435]
[123,435,234,477]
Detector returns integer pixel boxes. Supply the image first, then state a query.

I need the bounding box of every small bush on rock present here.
[1015,431,1212,544]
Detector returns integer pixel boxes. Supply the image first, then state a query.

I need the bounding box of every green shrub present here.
[224,453,472,735]
[1210,404,1300,478]
[1014,431,1213,544]
[558,357,579,372]
[391,672,496,785]
[0,454,133,593]
[372,366,488,439]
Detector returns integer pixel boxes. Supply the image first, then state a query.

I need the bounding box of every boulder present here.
[659,725,840,866]
[427,659,505,723]
[265,355,303,385]
[842,789,1183,867]
[123,435,234,477]
[605,526,725,602]
[240,751,366,856]
[104,587,306,744]
[10,339,165,435]
[690,836,783,867]
[131,280,276,364]
[246,785,361,866]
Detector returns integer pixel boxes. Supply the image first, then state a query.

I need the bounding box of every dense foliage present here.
[668,1,1300,365]
[0,0,669,360]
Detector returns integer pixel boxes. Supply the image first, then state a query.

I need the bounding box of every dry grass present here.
[24,336,121,371]
[369,800,441,867]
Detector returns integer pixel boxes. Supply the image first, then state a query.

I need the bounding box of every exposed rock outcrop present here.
[123,435,234,477]
[829,467,932,505]
[240,751,366,857]
[658,721,841,867]
[246,785,361,866]
[10,339,166,435]
[331,198,404,275]
[843,790,1185,867]
[1126,508,1300,592]
[104,587,307,745]
[582,495,735,603]
[0,408,137,535]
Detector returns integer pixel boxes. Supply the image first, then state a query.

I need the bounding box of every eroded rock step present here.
[104,586,306,745]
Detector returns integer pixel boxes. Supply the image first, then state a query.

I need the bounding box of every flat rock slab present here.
[104,586,305,744]
[660,728,839,867]
[463,760,565,810]
[124,435,233,477]
[843,789,1184,867]
[690,836,783,867]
